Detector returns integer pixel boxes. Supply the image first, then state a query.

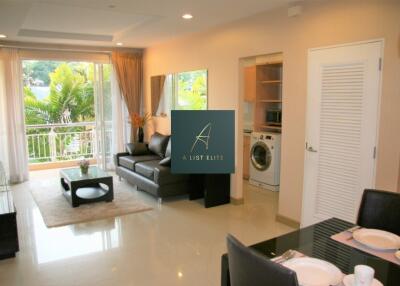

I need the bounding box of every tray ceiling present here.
[0,0,294,48]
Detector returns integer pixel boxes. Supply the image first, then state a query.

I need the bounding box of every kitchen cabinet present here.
[244,66,256,102]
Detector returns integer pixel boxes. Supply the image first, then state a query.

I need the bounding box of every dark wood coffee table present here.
[60,167,113,207]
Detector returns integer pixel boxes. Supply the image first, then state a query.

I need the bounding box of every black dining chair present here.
[226,234,299,286]
[357,189,400,235]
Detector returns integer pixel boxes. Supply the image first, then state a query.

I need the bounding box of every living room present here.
[0,1,400,286]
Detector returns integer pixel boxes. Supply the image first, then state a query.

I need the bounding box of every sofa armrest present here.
[154,167,161,184]
[114,152,130,167]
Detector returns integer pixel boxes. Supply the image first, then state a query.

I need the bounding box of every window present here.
[154,69,208,116]
[174,69,207,110]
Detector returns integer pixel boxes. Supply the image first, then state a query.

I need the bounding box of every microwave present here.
[266,109,282,125]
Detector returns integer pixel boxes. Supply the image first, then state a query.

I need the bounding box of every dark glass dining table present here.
[221,218,400,285]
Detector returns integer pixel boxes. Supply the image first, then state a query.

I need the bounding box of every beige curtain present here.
[111,51,143,142]
[151,75,166,116]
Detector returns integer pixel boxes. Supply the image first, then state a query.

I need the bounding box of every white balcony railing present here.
[26,122,96,164]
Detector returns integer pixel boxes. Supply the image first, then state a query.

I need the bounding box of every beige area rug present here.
[30,179,153,228]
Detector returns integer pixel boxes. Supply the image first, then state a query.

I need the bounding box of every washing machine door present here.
[250,141,272,171]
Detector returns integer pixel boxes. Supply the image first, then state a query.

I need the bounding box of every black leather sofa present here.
[114,132,190,202]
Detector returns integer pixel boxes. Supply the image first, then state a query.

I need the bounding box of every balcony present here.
[26,122,97,170]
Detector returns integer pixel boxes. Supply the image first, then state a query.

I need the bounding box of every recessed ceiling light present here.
[182,14,193,20]
[116,42,123,46]
[0,34,7,38]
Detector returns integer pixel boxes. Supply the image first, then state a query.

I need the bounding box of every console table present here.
[0,163,19,259]
[189,174,230,208]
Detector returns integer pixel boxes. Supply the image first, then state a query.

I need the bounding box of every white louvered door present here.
[302,41,382,227]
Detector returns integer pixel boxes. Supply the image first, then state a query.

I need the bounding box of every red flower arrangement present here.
[131,113,151,128]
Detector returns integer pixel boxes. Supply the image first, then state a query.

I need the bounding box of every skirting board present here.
[230,197,244,205]
[276,214,300,229]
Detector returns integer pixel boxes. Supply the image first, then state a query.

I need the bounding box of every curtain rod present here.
[0,40,143,54]
[0,44,111,54]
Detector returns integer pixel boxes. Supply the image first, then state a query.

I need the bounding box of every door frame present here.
[301,39,384,226]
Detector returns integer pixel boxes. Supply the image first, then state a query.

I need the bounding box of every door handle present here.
[306,142,318,153]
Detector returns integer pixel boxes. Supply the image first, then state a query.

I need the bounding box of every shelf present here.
[250,53,283,135]
[265,122,282,126]
[259,125,282,130]
[258,99,282,103]
[258,80,282,84]
[256,61,283,67]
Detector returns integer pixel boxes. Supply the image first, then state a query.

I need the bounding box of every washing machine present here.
[249,132,281,191]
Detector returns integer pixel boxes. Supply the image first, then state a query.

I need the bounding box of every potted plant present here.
[131,113,151,143]
[79,159,90,175]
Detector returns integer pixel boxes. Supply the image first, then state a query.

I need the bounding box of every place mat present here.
[331,230,400,266]
[272,250,347,286]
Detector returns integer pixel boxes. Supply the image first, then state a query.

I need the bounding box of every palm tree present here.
[24,63,95,125]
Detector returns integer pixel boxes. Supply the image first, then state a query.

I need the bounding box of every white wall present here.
[143,0,400,222]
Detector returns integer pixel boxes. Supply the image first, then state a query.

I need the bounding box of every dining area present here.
[221,189,400,286]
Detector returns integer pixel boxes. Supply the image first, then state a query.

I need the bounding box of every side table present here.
[0,190,19,259]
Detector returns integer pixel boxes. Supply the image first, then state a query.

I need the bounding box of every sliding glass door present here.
[22,57,116,171]
[93,63,113,170]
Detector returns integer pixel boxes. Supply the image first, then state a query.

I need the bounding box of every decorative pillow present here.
[164,138,171,158]
[148,132,170,158]
[159,157,171,166]
[126,142,149,155]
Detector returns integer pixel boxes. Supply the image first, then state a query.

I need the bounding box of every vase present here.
[80,165,89,175]
[138,127,144,143]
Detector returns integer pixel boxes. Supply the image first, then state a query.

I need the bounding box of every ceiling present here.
[0,0,293,48]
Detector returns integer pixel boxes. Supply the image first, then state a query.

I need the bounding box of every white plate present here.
[353,228,400,251]
[282,257,343,286]
[343,274,383,286]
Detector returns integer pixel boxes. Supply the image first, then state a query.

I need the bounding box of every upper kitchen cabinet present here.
[244,66,256,102]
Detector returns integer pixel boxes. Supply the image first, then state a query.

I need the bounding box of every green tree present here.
[24,87,51,125]
[24,63,95,124]
[23,60,60,86]
[176,70,207,110]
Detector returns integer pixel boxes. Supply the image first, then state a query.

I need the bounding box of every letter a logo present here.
[191,123,212,153]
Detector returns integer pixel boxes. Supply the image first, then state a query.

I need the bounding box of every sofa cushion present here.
[126,142,149,155]
[119,155,160,171]
[135,161,157,180]
[148,132,170,158]
[154,164,188,185]
[135,160,188,185]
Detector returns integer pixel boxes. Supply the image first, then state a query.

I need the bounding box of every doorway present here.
[302,40,383,226]
[239,52,284,203]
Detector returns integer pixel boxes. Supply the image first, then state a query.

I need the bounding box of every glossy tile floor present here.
[0,169,294,286]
